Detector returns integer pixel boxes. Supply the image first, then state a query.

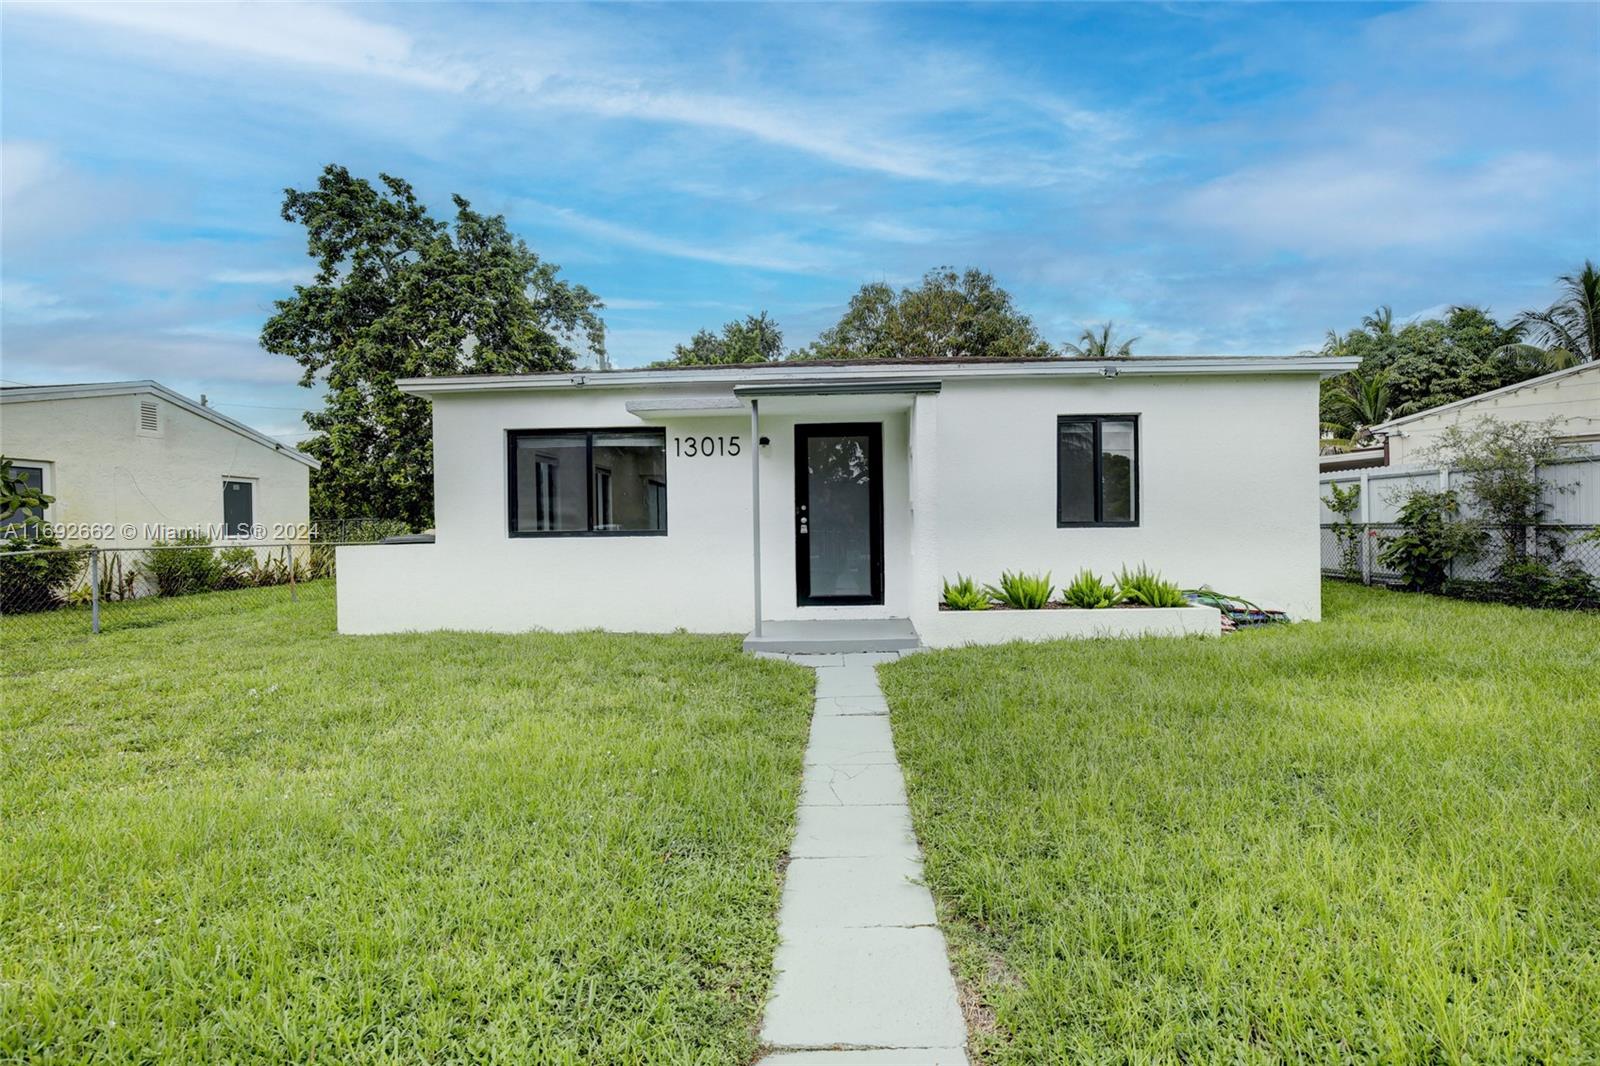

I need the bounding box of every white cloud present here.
[1175,150,1564,252]
[0,281,95,324]
[13,2,471,90]
[521,200,838,275]
[11,3,1130,188]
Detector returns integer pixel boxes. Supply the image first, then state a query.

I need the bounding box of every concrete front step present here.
[744,618,921,655]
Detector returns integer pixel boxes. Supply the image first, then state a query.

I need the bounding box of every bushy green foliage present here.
[1060,569,1118,609]
[1452,558,1599,611]
[0,534,87,613]
[941,574,991,610]
[262,165,606,526]
[1114,564,1186,607]
[1428,416,1569,568]
[1377,489,1484,593]
[216,546,311,589]
[142,533,223,596]
[1,457,54,528]
[986,570,1054,609]
[662,312,783,366]
[1320,306,1544,434]
[798,268,1052,361]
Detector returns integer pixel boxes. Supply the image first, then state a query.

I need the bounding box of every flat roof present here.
[399,355,1356,396]
[0,380,320,468]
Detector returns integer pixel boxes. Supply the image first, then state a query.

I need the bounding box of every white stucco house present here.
[337,355,1352,649]
[0,381,317,546]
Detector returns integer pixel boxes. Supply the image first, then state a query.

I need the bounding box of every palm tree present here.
[1361,305,1395,336]
[1061,322,1137,358]
[1322,370,1392,451]
[1514,260,1599,366]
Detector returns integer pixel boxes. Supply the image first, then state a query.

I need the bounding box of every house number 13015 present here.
[674,435,742,457]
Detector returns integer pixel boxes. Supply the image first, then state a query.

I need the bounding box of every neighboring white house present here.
[337,356,1351,648]
[1370,361,1600,466]
[0,381,317,546]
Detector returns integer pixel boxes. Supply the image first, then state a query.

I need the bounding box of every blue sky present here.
[2,1,1596,442]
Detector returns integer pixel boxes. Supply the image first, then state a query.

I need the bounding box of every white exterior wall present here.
[923,374,1322,625]
[0,392,311,547]
[340,388,757,634]
[338,370,1326,635]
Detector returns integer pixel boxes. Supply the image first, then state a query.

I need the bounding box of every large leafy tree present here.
[1514,259,1599,366]
[798,268,1052,361]
[661,312,784,366]
[262,166,606,527]
[1319,305,1544,428]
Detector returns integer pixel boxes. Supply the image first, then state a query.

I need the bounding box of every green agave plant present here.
[1061,568,1118,609]
[1115,564,1187,608]
[941,574,991,611]
[985,570,1054,610]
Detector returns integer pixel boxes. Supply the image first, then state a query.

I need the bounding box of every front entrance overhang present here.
[739,382,936,641]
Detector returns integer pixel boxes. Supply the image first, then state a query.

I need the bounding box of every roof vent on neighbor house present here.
[138,399,161,436]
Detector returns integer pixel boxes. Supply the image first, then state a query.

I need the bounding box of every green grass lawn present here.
[2,583,815,1064]
[880,582,1600,1064]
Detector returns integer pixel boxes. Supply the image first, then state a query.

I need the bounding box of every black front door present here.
[795,423,884,606]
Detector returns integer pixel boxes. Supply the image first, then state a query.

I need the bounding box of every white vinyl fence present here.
[1319,455,1600,585]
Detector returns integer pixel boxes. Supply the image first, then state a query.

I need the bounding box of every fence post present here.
[90,548,101,635]
[1358,470,1372,585]
[287,544,298,603]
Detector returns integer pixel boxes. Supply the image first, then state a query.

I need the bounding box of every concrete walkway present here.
[757,653,968,1066]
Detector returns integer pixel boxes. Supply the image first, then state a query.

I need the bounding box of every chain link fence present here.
[1321,522,1600,607]
[1,543,321,642]
[0,520,414,643]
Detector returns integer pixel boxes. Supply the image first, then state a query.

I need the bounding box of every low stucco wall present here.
[335,542,753,635]
[918,605,1221,649]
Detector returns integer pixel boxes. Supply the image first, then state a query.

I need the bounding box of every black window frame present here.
[506,427,668,538]
[1056,414,1140,528]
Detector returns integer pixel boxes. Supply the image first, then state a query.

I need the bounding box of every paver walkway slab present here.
[757,654,968,1065]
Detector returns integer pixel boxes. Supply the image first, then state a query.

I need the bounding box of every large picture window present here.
[508,428,667,536]
[1057,415,1138,526]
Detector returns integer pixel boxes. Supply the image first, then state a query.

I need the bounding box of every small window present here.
[138,399,161,435]
[1,464,47,531]
[223,480,254,537]
[1057,416,1138,526]
[509,429,666,536]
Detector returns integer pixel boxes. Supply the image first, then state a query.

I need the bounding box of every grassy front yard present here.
[2,584,814,1064]
[880,582,1600,1064]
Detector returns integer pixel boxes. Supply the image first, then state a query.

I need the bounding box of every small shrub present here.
[142,533,222,596]
[217,546,258,589]
[1323,482,1363,579]
[986,570,1054,610]
[1377,489,1483,593]
[1115,564,1187,607]
[0,534,88,612]
[1060,569,1117,609]
[941,574,991,610]
[1467,558,1600,610]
